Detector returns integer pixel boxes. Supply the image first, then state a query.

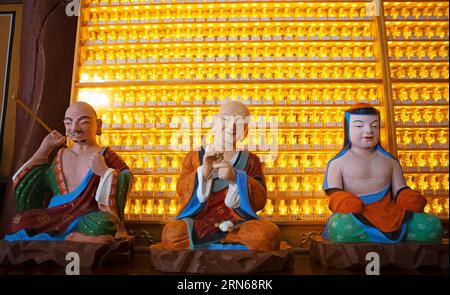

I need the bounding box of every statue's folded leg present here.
[327,213,371,243]
[224,220,281,251]
[406,212,443,242]
[65,211,118,243]
[161,220,191,249]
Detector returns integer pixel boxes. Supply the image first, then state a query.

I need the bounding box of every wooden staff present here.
[13,95,53,133]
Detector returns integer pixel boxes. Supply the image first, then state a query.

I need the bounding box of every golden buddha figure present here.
[356,88,367,102]
[438,45,448,59]
[328,7,338,19]
[363,66,375,79]
[353,46,363,59]
[251,26,260,40]
[411,109,422,124]
[329,46,339,60]
[228,47,237,61]
[343,66,353,79]
[217,88,226,103]
[156,199,165,216]
[393,46,403,60]
[399,108,410,124]
[338,7,348,19]
[425,26,435,39]
[443,88,449,103]
[307,46,317,59]
[307,26,317,39]
[251,67,260,80]
[414,131,426,148]
[436,130,448,145]
[368,88,378,102]
[273,27,282,40]
[292,7,304,20]
[297,47,307,59]
[316,7,326,19]
[429,175,440,191]
[285,27,294,40]
[402,131,412,146]
[423,108,434,123]
[413,26,423,39]
[434,108,445,123]
[263,46,272,60]
[263,66,272,79]
[308,67,318,79]
[396,66,406,79]
[433,6,444,18]
[400,7,410,19]
[317,26,327,40]
[430,66,440,79]
[349,7,359,19]
[331,67,342,79]
[332,88,343,103]
[344,88,354,103]
[403,26,413,39]
[329,26,339,39]
[351,26,362,39]
[425,131,435,146]
[419,65,429,78]
[404,46,415,60]
[306,7,316,19]
[320,67,330,79]
[341,46,352,59]
[407,66,418,79]
[286,109,297,126]
[411,7,421,19]
[441,66,449,79]
[298,66,308,80]
[439,153,449,168]
[427,46,437,60]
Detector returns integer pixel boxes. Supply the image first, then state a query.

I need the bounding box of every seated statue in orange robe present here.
[161,101,280,251]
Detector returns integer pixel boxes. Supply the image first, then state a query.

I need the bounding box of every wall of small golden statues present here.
[71,0,449,224]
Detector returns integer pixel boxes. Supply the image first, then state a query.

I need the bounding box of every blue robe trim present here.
[349,213,409,243]
[233,169,259,220]
[176,174,205,220]
[4,217,83,241]
[359,185,390,205]
[48,170,94,208]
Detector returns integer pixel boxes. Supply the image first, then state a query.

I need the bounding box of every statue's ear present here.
[96,119,102,136]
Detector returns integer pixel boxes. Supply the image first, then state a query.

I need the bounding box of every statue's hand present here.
[213,161,236,183]
[89,152,109,177]
[396,188,427,212]
[39,130,66,155]
[202,150,223,180]
[329,191,364,214]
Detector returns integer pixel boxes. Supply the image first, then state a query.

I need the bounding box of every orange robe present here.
[161,150,280,251]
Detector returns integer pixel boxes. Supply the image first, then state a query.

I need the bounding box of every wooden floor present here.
[0,251,448,275]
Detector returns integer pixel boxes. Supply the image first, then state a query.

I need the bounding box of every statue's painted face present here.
[212,111,246,151]
[64,103,100,144]
[349,114,379,150]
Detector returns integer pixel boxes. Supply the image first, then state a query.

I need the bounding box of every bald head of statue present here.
[63,101,102,145]
[213,100,250,149]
